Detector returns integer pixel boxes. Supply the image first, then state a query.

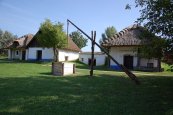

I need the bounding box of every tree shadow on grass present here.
[39,72,52,76]
[76,64,118,72]
[74,60,116,72]
[0,74,173,114]
[0,58,51,64]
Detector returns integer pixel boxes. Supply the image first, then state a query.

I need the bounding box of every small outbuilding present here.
[79,52,106,66]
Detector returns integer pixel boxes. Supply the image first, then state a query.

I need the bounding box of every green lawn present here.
[0,58,173,115]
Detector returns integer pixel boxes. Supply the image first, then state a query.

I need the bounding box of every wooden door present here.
[22,51,26,60]
[37,50,42,60]
[124,56,133,69]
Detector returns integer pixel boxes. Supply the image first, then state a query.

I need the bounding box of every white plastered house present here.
[102,24,159,71]
[79,52,106,66]
[7,34,81,61]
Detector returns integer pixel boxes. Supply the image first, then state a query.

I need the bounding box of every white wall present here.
[59,49,79,61]
[28,48,53,60]
[110,47,138,66]
[25,49,29,60]
[79,53,106,66]
[140,58,158,67]
[9,50,22,60]
[96,54,106,66]
[110,46,158,68]
[27,48,79,61]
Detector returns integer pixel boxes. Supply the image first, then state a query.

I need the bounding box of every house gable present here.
[26,32,81,52]
[26,36,42,48]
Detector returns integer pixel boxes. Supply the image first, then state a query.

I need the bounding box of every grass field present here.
[0,57,173,115]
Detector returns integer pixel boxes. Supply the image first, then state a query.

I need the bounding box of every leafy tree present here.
[138,29,167,71]
[69,30,88,49]
[0,29,17,55]
[126,0,173,39]
[126,0,173,69]
[0,29,2,37]
[161,38,173,64]
[99,26,117,66]
[0,29,17,49]
[0,29,3,49]
[37,19,67,62]
[99,26,117,52]
[99,26,117,44]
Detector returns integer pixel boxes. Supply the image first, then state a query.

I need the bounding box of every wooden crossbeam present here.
[120,64,140,85]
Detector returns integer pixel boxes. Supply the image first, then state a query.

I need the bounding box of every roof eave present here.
[102,44,141,47]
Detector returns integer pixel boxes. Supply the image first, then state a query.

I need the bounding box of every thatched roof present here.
[102,24,145,47]
[62,37,81,52]
[8,34,33,49]
[8,33,81,52]
[80,52,104,55]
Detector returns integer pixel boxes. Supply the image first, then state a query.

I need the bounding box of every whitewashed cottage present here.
[102,24,159,71]
[7,34,81,61]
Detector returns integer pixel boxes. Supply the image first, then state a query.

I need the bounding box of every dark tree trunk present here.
[53,47,59,62]
[55,48,59,62]
[52,47,61,75]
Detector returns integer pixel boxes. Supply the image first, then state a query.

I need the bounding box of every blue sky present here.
[0,0,141,51]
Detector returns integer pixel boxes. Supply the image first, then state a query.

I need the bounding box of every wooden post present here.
[62,63,64,76]
[90,31,96,77]
[73,64,76,74]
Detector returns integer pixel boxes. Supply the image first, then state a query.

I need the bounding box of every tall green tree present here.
[126,0,173,39]
[69,30,88,49]
[99,26,117,66]
[126,0,173,69]
[99,26,117,52]
[138,29,168,71]
[99,26,117,44]
[37,19,67,62]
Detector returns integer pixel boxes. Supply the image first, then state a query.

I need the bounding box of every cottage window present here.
[16,50,19,56]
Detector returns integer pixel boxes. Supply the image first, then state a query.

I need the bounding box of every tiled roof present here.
[102,24,144,47]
